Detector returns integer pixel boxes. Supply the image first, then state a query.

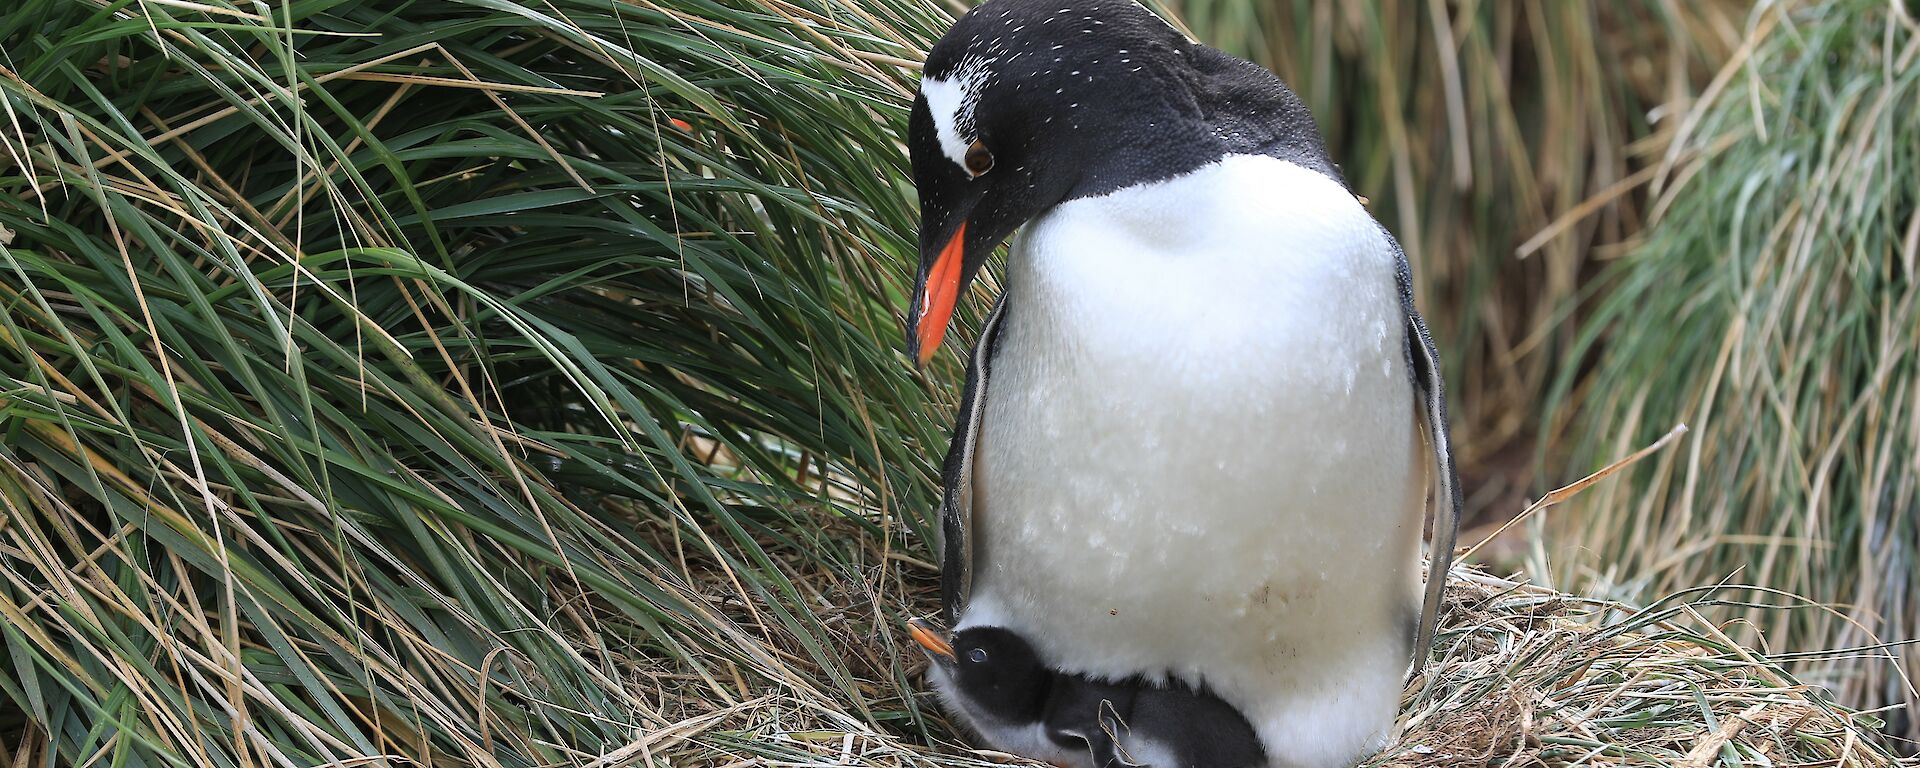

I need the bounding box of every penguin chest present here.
[961,155,1425,689]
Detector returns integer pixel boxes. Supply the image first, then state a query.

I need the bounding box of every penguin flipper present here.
[1093,700,1149,768]
[1044,680,1145,768]
[1386,230,1463,673]
[936,295,1012,623]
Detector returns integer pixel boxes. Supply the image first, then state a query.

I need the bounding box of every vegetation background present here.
[0,0,1912,765]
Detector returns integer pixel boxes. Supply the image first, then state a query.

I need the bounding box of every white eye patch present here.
[921,55,994,171]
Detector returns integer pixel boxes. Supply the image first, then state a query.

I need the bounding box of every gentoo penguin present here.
[903,0,1462,767]
[907,619,1265,768]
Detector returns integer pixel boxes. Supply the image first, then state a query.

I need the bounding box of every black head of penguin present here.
[937,626,1054,722]
[904,0,1341,362]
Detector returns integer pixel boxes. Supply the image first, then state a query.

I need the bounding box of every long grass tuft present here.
[0,0,954,763]
[1548,0,1920,746]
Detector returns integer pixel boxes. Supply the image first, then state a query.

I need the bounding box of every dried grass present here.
[1382,570,1899,768]
[493,537,1907,768]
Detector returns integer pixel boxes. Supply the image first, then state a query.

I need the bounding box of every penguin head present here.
[905,0,1221,363]
[909,619,1051,722]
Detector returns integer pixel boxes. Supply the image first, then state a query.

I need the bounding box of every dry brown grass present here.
[484,544,1906,767]
[1382,570,1900,768]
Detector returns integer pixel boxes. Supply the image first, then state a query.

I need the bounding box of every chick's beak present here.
[907,617,956,662]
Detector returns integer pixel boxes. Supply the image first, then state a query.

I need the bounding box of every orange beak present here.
[907,617,956,662]
[913,222,968,365]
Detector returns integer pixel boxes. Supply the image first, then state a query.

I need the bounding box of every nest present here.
[652,567,1902,767]
[1375,569,1896,768]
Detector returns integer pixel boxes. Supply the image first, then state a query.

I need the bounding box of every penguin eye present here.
[967,647,989,664]
[963,140,994,177]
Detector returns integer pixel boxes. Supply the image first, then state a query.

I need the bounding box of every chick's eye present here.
[964,140,994,177]
[967,648,989,664]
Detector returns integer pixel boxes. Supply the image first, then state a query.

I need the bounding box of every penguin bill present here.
[907,617,956,661]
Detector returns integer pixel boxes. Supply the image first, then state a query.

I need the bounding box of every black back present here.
[1045,675,1266,768]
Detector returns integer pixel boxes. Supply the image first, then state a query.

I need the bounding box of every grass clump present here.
[0,0,952,763]
[1548,0,1920,745]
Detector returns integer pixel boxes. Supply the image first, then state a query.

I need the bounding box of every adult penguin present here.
[904,1,1461,766]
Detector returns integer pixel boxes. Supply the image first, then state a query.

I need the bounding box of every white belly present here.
[959,155,1425,768]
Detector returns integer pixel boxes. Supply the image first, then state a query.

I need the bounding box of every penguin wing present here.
[1043,679,1144,768]
[1388,229,1463,672]
[936,294,1012,623]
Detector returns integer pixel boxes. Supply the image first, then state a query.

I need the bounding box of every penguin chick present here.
[909,619,1266,768]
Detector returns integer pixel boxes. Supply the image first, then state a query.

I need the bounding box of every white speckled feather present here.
[949,154,1425,768]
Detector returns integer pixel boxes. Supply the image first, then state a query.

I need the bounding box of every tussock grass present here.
[0,0,953,763]
[1548,0,1920,746]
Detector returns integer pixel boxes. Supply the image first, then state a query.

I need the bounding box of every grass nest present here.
[1378,570,1898,768]
[633,427,1902,767]
[574,548,1903,768]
